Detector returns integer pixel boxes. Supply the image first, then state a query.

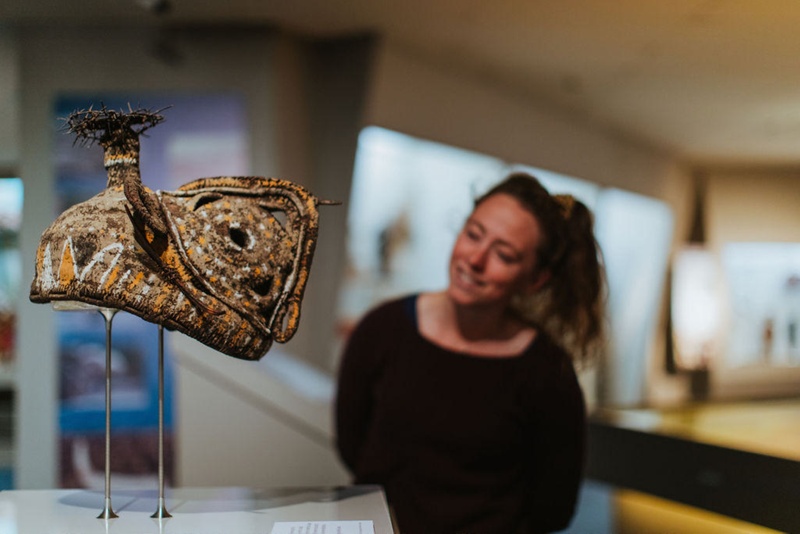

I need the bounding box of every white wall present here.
[706,169,800,398]
[173,336,349,488]
[366,39,680,201]
[707,170,800,244]
[0,28,20,170]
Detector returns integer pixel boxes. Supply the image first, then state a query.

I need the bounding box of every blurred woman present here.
[335,172,605,533]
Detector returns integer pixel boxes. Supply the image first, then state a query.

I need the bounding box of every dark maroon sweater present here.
[335,296,586,533]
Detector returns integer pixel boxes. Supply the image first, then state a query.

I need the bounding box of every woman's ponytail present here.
[480,173,606,365]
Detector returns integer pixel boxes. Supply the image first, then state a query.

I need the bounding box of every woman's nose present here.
[467,244,489,270]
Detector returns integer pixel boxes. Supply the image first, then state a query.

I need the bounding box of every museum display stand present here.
[0,302,394,532]
[0,485,395,533]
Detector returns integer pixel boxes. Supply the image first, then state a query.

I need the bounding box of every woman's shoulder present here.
[341,295,423,365]
[352,294,418,334]
[528,329,566,357]
[525,329,579,377]
[363,293,416,318]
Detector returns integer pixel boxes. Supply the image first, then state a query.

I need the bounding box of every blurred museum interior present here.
[1,2,799,532]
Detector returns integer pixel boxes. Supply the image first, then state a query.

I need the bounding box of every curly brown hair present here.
[476,172,606,365]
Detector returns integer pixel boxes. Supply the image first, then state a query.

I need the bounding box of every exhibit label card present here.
[270,520,375,534]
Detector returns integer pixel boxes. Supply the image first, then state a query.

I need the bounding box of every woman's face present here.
[447,193,544,309]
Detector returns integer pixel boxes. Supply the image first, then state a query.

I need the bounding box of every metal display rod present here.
[52,302,172,520]
[97,307,119,520]
[151,324,171,519]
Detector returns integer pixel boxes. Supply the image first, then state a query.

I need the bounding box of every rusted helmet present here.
[30,107,332,360]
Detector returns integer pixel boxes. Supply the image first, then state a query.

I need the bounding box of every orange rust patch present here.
[128,271,145,289]
[230,320,250,345]
[160,247,182,271]
[153,292,168,311]
[104,267,120,290]
[59,244,76,284]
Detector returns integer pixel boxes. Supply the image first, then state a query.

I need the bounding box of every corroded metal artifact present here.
[30,106,332,360]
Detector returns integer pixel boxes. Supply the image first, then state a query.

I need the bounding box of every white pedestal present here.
[0,486,395,533]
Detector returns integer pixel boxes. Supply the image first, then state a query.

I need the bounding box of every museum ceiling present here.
[4,0,800,167]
